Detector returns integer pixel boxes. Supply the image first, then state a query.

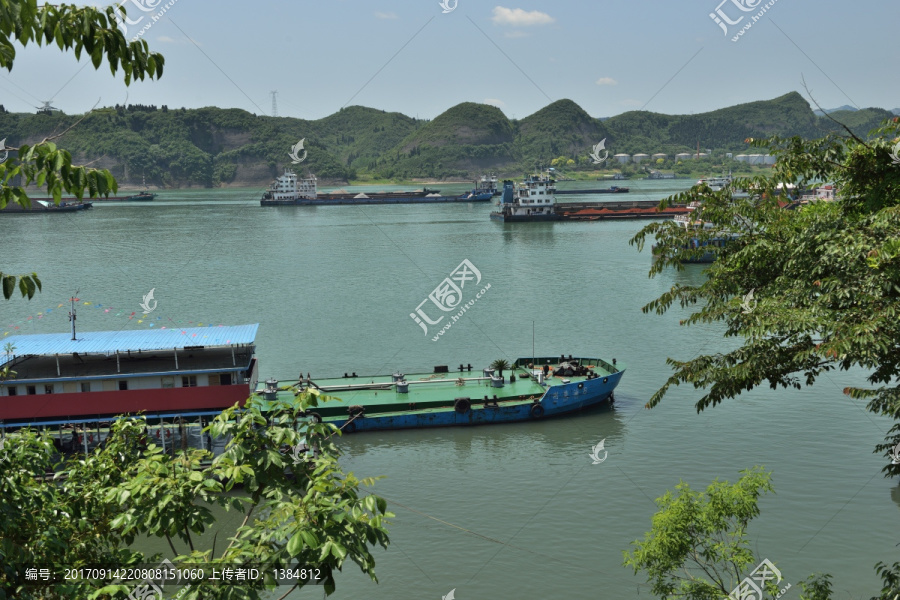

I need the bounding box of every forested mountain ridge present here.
[0,92,891,187]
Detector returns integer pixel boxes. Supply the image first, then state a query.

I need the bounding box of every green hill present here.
[514,99,609,164]
[310,105,418,170]
[603,92,821,154]
[816,107,895,135]
[0,92,894,187]
[381,102,515,179]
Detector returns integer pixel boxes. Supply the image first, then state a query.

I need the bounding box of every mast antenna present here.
[69,290,79,341]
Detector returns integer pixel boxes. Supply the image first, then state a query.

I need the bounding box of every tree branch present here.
[165,532,177,557]
[802,77,870,148]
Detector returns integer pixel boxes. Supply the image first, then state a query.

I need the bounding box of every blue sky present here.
[1,0,896,120]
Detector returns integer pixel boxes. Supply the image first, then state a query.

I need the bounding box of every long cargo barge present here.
[2,200,93,213]
[261,193,491,206]
[556,200,690,220]
[16,192,155,203]
[318,188,440,200]
[554,186,630,195]
[260,169,492,206]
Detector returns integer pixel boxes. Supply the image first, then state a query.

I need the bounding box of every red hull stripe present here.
[0,385,250,421]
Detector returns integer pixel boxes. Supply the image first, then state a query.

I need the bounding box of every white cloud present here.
[491,6,555,27]
[504,30,529,38]
[595,77,618,86]
[483,98,506,108]
[375,11,398,19]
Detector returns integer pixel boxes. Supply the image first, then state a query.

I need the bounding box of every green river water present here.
[2,179,897,599]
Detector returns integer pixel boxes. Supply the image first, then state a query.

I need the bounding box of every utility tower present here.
[270,90,278,117]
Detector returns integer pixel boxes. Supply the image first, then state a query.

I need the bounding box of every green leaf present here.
[2,275,14,300]
[286,531,305,555]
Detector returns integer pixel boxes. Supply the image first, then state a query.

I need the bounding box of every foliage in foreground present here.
[0,0,166,299]
[624,468,900,600]
[630,119,900,477]
[624,467,778,600]
[0,397,391,600]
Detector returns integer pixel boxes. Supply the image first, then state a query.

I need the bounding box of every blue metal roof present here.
[1,324,259,357]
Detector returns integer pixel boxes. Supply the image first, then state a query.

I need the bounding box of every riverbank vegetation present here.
[630,116,900,597]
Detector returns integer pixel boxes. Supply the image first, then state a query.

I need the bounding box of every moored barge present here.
[0,324,259,423]
[556,200,690,220]
[260,170,491,206]
[2,200,93,214]
[254,355,625,432]
[555,186,630,195]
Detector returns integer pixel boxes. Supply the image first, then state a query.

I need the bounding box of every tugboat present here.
[475,173,501,196]
[124,175,156,201]
[489,170,563,222]
[122,192,156,201]
[260,169,318,204]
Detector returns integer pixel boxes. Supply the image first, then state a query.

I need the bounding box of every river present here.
[2,178,896,598]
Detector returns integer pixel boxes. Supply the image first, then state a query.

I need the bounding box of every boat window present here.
[44,385,54,394]
[161,376,175,389]
[26,385,36,395]
[182,375,198,388]
[118,380,128,391]
[221,373,232,386]
[6,386,16,396]
[81,382,91,393]
[208,374,221,386]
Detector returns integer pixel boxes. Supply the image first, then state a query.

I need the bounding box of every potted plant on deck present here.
[490,359,510,382]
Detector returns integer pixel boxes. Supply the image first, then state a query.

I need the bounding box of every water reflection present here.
[340,402,627,463]
[672,263,711,286]
[499,225,557,246]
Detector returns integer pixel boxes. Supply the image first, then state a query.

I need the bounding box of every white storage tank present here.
[632,153,650,164]
[614,153,631,164]
[675,152,692,161]
[652,153,667,160]
[764,154,777,165]
[735,154,749,163]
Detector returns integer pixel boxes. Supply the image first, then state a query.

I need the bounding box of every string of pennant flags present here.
[3,295,226,339]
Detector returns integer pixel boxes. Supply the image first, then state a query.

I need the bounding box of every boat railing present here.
[313,382,395,392]
[315,375,495,393]
[513,356,617,374]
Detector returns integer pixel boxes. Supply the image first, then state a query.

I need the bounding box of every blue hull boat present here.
[255,356,625,433]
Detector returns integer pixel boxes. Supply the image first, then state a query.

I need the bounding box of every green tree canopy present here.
[0,397,391,600]
[0,0,165,299]
[630,119,900,476]
[623,467,899,599]
[623,467,778,600]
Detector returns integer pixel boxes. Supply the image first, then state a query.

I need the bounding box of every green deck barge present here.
[252,357,620,423]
